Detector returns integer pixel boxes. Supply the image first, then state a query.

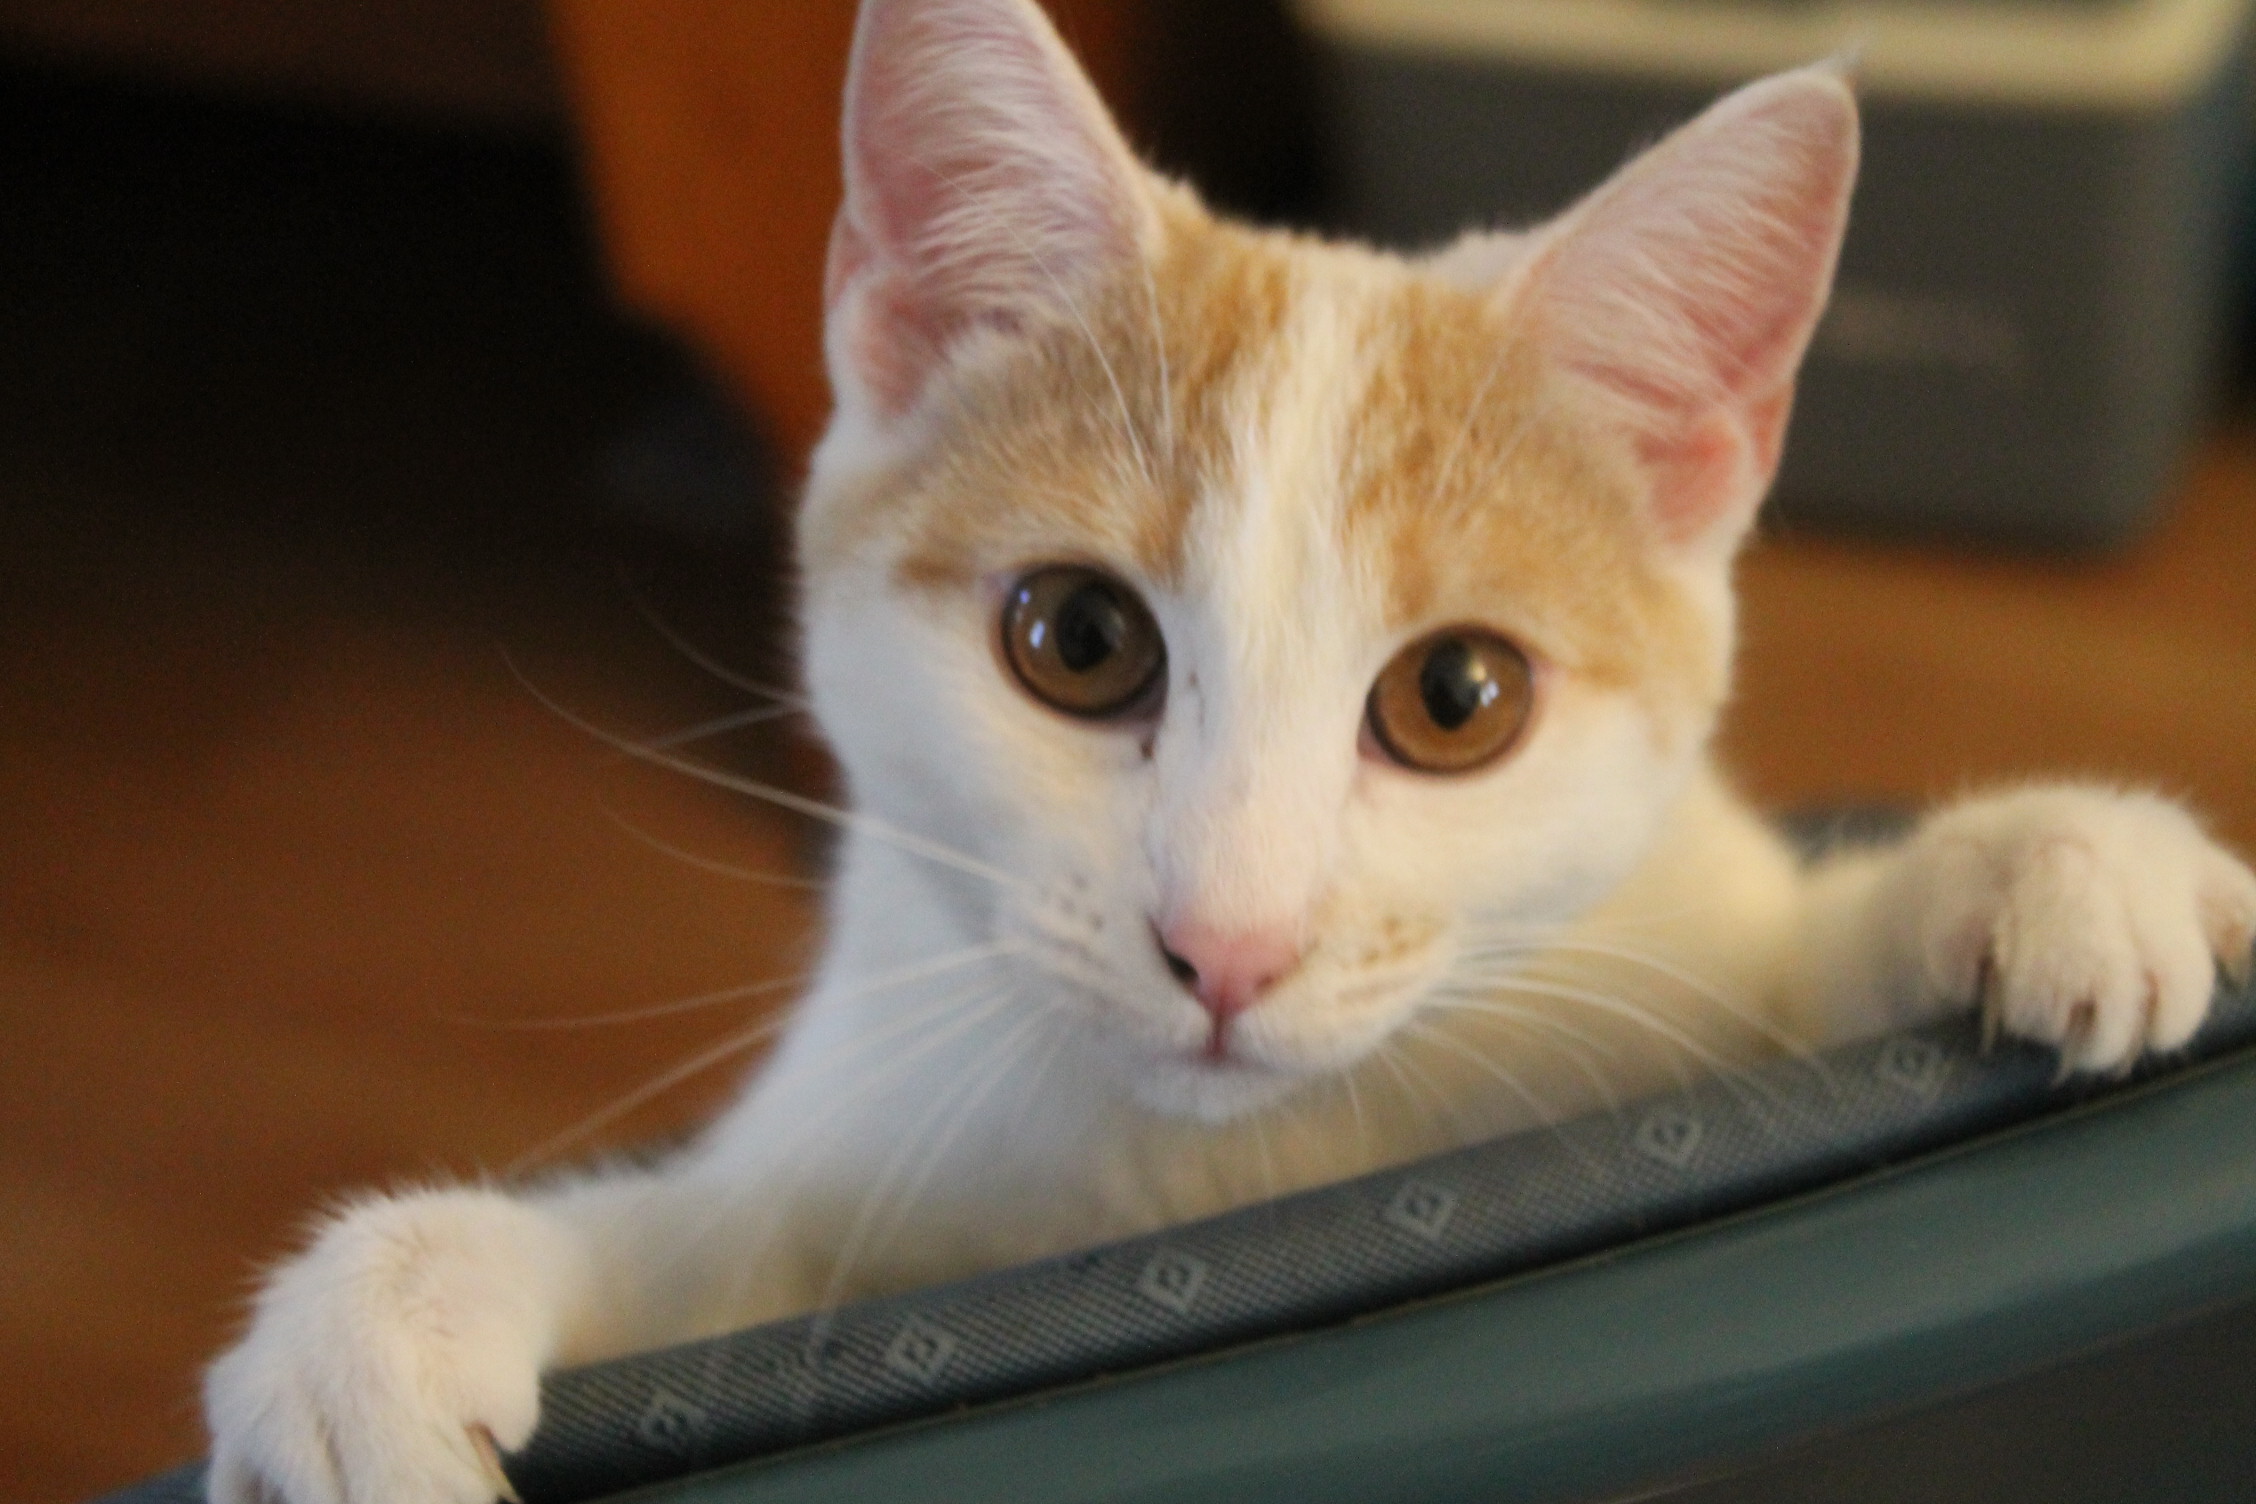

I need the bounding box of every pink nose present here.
[1156,919,1302,1024]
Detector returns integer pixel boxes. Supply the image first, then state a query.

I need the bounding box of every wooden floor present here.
[6,65,2256,1504]
[1729,434,2256,852]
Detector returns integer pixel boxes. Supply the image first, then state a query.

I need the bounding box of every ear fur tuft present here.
[826,0,1153,425]
[1523,67,1859,557]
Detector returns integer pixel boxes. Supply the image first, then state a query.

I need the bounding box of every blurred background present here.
[1,2,2252,1498]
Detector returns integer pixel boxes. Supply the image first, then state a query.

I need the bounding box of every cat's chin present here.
[1125,1053,1311,1125]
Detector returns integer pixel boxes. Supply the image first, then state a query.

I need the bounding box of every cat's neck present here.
[764,832,1410,1245]
[740,767,1797,1287]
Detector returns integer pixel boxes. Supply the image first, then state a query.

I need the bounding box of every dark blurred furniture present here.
[0,1,1322,476]
[0,0,559,123]
[1300,0,2256,546]
[548,0,1320,468]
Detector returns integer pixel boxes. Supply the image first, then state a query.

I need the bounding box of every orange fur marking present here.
[824,183,1723,741]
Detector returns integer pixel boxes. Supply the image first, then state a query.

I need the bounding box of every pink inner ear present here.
[826,209,948,419]
[1534,69,1858,553]
[1639,382,1797,545]
[1638,415,1750,546]
[826,0,1147,422]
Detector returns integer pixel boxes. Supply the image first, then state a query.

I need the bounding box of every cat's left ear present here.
[824,0,1156,431]
[1517,66,1858,561]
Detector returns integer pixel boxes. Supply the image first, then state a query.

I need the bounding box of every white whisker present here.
[1459,933,1835,1102]
[808,997,1046,1327]
[1522,938,1830,1075]
[1458,376,1560,506]
[1247,1108,1278,1202]
[500,944,1022,1171]
[1402,1018,1607,1172]
[1422,991,1625,1115]
[618,569,808,709]
[1369,1041,1433,1138]
[1428,346,1514,507]
[699,983,1032,1301]
[439,972,808,1032]
[599,801,824,890]
[504,1017,783,1177]
[501,649,1025,891]
[998,1023,1075,1145]
[1469,972,1785,1118]
[1338,1060,1373,1167]
[1387,1040,1483,1147]
[609,703,803,762]
[858,1003,1054,1273]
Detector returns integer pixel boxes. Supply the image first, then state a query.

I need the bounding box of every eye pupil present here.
[1055,585,1124,673]
[1418,638,1494,731]
[1002,566,1165,719]
[1366,627,1533,774]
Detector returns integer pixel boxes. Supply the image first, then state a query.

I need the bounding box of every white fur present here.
[202,4,2256,1500]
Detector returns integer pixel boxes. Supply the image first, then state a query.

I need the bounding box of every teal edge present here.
[624,1048,2256,1504]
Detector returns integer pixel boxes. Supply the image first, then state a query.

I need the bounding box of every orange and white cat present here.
[205,1,2256,1499]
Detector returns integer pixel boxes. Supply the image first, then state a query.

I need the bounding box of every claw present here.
[1975,953,1999,1055]
[2054,1001,2095,1086]
[468,1424,522,1504]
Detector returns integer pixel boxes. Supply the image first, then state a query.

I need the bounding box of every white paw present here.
[1895,788,2256,1073]
[206,1187,577,1504]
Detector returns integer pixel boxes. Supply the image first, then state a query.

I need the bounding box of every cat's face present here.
[800,0,1855,1121]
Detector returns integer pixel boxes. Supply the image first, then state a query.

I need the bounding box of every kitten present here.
[205,0,2256,1499]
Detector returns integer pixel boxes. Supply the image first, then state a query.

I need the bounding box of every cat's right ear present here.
[824,0,1155,431]
[1512,66,1858,564]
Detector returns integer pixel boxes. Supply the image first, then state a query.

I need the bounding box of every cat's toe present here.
[2199,845,2256,986]
[1982,845,2142,1071]
[1911,788,2245,1074]
[204,1360,341,1504]
[204,1187,564,1504]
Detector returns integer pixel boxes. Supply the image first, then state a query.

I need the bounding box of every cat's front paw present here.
[1895,788,2256,1073]
[206,1187,577,1504]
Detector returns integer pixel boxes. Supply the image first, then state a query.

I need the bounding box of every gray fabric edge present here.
[497,993,2256,1503]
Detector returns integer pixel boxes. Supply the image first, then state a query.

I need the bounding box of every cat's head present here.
[798,0,1855,1121]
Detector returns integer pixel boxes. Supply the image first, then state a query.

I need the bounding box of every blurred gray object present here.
[1297,0,2256,546]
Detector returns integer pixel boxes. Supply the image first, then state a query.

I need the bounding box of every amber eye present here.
[1365,629,1535,773]
[1001,566,1165,718]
